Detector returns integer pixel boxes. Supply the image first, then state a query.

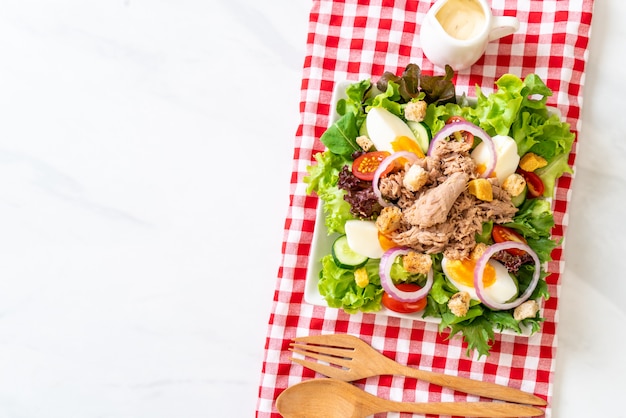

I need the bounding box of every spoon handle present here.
[378,399,544,417]
[393,361,546,406]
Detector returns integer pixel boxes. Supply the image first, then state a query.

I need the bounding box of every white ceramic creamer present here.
[419,0,519,71]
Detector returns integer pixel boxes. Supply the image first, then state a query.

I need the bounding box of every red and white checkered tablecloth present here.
[256,1,594,416]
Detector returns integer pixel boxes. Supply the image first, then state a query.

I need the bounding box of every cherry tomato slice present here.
[517,168,545,198]
[446,116,466,124]
[445,116,474,146]
[352,151,391,181]
[381,283,428,313]
[492,225,528,256]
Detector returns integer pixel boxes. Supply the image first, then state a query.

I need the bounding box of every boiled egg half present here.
[470,134,520,184]
[441,256,518,304]
[365,107,418,153]
[344,219,385,259]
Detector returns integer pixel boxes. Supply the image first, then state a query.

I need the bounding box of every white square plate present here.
[303,80,535,335]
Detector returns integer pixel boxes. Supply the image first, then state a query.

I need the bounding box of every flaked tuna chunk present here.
[392,222,454,254]
[404,171,469,228]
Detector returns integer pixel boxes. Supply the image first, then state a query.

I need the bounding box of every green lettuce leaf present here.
[472,78,524,136]
[319,111,361,156]
[427,268,452,306]
[535,152,574,198]
[369,81,404,117]
[505,198,557,263]
[506,198,554,238]
[318,255,383,314]
[448,316,495,358]
[342,79,371,113]
[484,310,523,334]
[304,150,355,234]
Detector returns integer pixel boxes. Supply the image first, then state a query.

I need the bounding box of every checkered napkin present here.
[256,1,594,416]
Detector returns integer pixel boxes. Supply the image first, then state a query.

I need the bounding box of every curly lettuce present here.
[318,256,383,313]
[504,198,559,264]
[304,150,355,234]
[478,74,575,197]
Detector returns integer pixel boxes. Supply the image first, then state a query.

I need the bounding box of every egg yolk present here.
[446,258,496,287]
[378,232,397,251]
[475,163,497,179]
[391,135,425,158]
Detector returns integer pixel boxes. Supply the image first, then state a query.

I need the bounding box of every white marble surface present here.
[0,1,624,417]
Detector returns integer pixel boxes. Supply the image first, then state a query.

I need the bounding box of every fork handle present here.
[395,362,547,406]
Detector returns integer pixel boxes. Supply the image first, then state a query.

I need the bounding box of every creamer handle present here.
[488,16,520,41]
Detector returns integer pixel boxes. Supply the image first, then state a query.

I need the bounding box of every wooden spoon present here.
[276,378,544,418]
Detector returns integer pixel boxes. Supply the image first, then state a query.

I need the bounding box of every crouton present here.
[403,164,429,192]
[354,267,369,288]
[468,178,493,201]
[356,135,374,152]
[470,242,488,261]
[519,153,548,172]
[502,173,526,197]
[448,291,471,317]
[375,206,403,235]
[404,100,427,122]
[402,251,432,275]
[514,299,540,321]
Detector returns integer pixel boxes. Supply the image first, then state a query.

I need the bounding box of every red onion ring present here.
[379,247,433,302]
[473,241,541,311]
[372,151,420,207]
[427,120,497,178]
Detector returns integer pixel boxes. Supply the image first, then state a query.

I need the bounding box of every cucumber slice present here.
[331,235,368,269]
[359,120,368,138]
[510,185,528,207]
[407,120,432,154]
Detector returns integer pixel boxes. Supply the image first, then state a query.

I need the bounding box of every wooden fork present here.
[289,333,547,406]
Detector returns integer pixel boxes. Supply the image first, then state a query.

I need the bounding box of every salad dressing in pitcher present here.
[436,0,486,40]
[419,0,519,70]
